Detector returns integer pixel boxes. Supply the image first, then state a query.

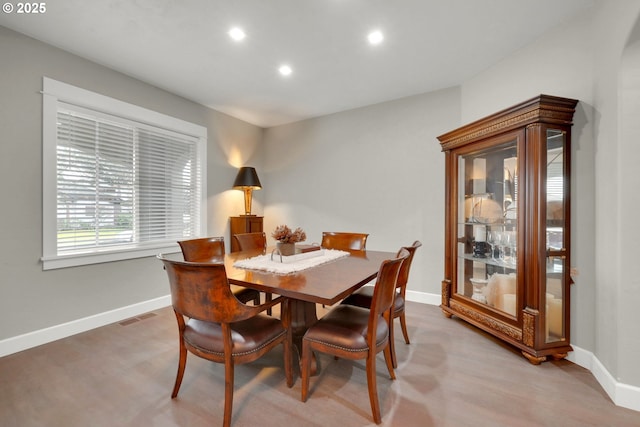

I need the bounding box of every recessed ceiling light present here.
[228,27,246,41]
[279,65,293,76]
[368,30,384,45]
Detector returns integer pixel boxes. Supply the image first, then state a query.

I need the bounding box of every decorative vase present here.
[276,242,296,256]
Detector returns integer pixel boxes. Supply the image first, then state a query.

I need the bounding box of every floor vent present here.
[119,312,158,326]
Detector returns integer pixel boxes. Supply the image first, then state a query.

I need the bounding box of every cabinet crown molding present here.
[438,94,578,151]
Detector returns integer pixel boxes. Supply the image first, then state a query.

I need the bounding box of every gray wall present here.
[619,12,640,390]
[0,26,263,340]
[262,87,459,299]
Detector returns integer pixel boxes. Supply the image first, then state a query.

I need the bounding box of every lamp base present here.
[242,187,253,216]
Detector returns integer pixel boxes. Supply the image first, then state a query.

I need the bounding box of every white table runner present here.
[233,249,350,274]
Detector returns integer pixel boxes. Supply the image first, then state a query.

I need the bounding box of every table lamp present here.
[233,167,262,216]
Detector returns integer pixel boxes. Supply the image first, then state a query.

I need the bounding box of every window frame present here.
[41,77,207,270]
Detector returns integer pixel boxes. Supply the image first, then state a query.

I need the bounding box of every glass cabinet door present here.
[545,129,568,343]
[456,137,520,317]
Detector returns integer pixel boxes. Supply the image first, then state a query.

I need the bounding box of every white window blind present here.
[42,77,207,269]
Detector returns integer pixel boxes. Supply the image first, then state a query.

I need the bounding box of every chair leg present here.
[366,352,382,424]
[223,361,235,427]
[171,337,187,398]
[300,339,312,402]
[265,293,273,316]
[389,317,397,369]
[399,312,410,344]
[383,343,396,380]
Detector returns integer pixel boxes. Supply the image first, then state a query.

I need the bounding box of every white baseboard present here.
[406,289,441,306]
[411,291,640,413]
[2,291,639,414]
[570,345,640,412]
[0,295,171,358]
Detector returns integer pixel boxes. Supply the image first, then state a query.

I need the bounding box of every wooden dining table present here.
[222,247,397,369]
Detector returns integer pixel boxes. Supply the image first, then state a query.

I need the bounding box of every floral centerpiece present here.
[271,225,306,255]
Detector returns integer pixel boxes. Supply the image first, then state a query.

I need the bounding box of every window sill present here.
[41,243,181,270]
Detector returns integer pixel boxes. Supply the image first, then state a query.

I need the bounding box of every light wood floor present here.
[1,302,638,427]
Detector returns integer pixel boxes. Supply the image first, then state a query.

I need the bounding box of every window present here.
[42,78,207,270]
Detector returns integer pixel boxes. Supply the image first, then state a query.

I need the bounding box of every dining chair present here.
[320,231,368,253]
[158,256,293,427]
[341,241,421,368]
[300,248,409,424]
[232,232,273,314]
[319,231,369,307]
[178,236,260,306]
[233,232,267,253]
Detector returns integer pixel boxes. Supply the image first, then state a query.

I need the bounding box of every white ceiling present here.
[0,0,594,127]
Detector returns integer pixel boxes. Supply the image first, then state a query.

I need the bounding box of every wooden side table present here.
[230,216,263,252]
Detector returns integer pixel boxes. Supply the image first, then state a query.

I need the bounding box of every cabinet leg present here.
[551,353,568,361]
[442,310,452,318]
[522,351,546,365]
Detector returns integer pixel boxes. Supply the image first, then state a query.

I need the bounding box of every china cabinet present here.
[437,95,578,364]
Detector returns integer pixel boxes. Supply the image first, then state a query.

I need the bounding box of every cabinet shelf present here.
[458,253,562,274]
[459,253,516,269]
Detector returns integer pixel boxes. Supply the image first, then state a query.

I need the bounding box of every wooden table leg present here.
[289,299,320,375]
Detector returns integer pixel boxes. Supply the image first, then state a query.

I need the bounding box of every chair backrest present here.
[396,241,422,291]
[368,248,410,332]
[321,232,368,252]
[233,232,267,252]
[158,256,260,324]
[178,236,225,262]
